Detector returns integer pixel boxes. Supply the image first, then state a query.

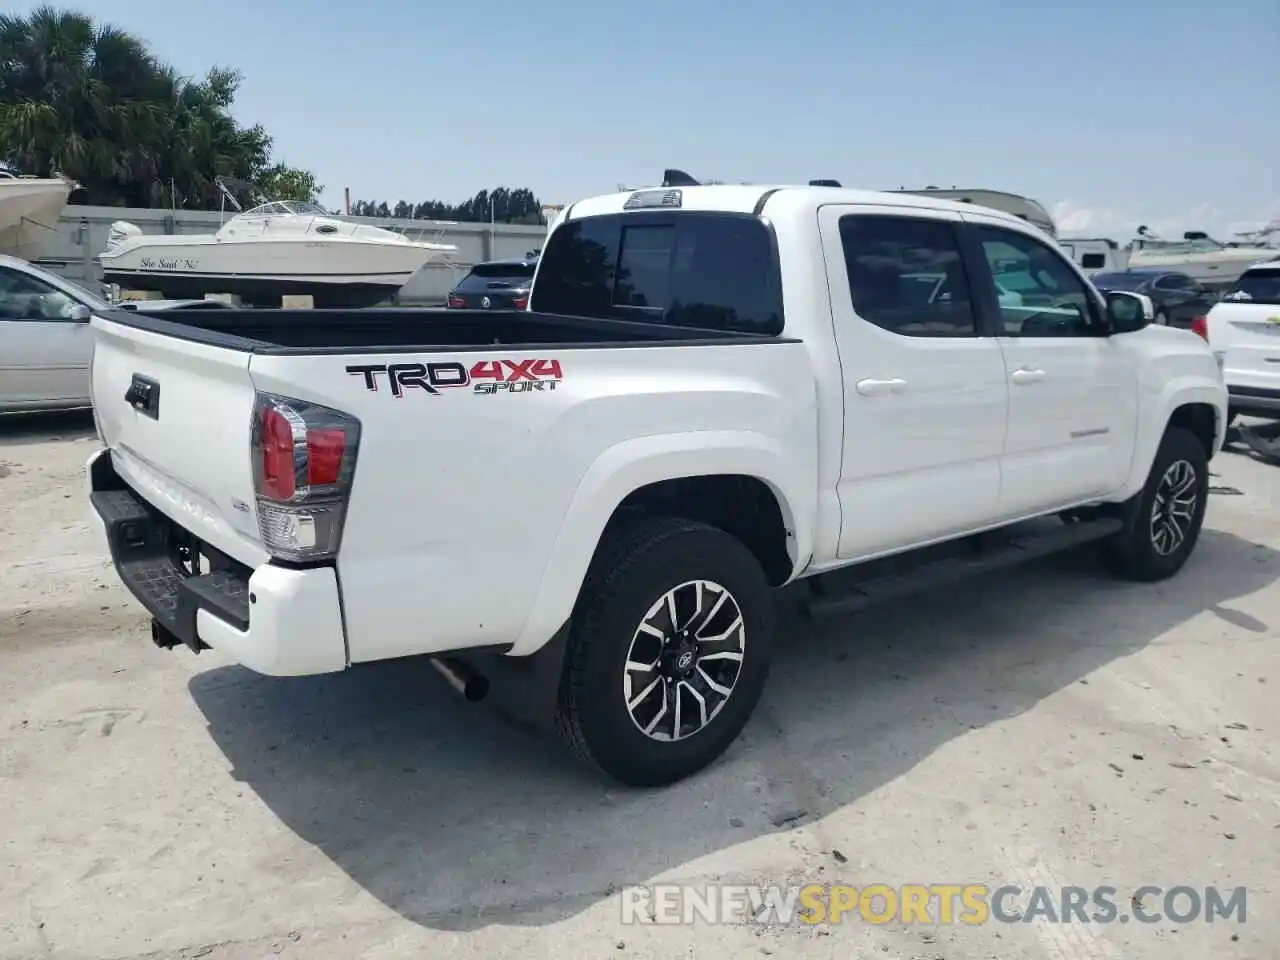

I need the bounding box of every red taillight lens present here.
[513,296,529,310]
[447,295,465,308]
[306,428,346,486]
[259,406,297,500]
[251,394,360,561]
[1192,316,1208,341]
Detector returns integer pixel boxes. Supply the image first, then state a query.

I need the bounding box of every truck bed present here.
[96,307,786,355]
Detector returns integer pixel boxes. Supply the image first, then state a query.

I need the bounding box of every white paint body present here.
[0,175,74,260]
[86,185,1228,676]
[97,201,456,288]
[1202,262,1280,414]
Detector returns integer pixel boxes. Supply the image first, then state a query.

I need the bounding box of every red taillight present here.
[1191,316,1208,341]
[513,296,529,310]
[447,295,465,308]
[252,394,360,561]
[259,406,297,500]
[306,428,346,486]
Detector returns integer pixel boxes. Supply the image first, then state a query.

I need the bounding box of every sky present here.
[12,0,1280,239]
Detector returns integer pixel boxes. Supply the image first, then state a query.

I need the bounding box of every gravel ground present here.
[1,410,1276,960]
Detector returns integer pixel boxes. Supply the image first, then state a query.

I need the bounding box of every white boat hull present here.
[0,177,74,260]
[99,232,454,307]
[1128,248,1279,287]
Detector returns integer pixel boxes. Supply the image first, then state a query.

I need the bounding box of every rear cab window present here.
[531,211,784,334]
[1223,267,1280,305]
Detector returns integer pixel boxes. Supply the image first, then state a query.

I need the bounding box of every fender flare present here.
[507,430,812,655]
[1119,381,1227,500]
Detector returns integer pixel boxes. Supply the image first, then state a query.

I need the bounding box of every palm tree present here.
[0,7,165,202]
[0,6,316,209]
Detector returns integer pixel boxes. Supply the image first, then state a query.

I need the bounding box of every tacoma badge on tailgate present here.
[125,374,161,419]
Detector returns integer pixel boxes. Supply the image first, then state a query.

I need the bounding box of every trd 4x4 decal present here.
[346,359,564,397]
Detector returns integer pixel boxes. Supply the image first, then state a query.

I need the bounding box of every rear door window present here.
[457,262,535,291]
[837,215,978,337]
[1155,273,1196,292]
[532,212,783,334]
[1223,268,1280,305]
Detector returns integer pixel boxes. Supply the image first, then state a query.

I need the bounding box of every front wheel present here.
[1104,426,1209,581]
[556,517,776,786]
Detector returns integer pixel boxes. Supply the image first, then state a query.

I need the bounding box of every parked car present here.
[86,183,1226,787]
[445,257,536,310]
[0,254,228,412]
[1090,268,1218,329]
[1202,260,1280,421]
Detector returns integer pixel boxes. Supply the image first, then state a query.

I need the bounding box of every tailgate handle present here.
[125,374,161,420]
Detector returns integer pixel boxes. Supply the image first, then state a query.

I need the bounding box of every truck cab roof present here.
[561,183,1040,234]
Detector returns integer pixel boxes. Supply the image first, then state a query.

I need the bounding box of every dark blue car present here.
[1090,268,1218,329]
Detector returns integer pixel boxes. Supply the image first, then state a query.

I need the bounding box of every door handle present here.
[1010,367,1046,385]
[856,377,907,397]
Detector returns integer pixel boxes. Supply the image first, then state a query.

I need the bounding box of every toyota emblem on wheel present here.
[481,296,491,309]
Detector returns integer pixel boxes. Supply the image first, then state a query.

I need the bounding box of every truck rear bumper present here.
[87,448,347,676]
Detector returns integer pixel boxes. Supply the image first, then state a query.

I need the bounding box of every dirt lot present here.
[1,411,1276,960]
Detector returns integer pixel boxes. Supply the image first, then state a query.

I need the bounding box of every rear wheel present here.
[1104,426,1208,581]
[556,517,775,786]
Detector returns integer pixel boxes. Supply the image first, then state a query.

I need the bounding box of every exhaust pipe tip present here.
[430,656,490,702]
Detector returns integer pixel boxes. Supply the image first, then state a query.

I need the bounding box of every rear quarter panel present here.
[247,341,817,662]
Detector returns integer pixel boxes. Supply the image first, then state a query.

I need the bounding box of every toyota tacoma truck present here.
[86,181,1228,786]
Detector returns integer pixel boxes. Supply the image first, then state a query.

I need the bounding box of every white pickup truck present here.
[87,183,1227,786]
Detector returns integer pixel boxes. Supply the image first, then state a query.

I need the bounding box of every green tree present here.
[258,163,322,203]
[0,6,317,209]
[350,186,546,224]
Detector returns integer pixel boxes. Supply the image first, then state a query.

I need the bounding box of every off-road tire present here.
[555,516,775,786]
[1104,426,1209,581]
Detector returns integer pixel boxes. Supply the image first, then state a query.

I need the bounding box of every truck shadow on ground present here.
[187,527,1278,932]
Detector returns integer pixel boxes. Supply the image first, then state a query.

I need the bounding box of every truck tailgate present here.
[90,314,269,566]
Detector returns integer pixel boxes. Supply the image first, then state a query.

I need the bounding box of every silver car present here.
[0,255,228,412]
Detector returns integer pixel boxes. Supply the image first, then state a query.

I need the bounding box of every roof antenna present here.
[662,168,700,187]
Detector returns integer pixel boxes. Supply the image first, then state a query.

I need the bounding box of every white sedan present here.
[0,255,228,412]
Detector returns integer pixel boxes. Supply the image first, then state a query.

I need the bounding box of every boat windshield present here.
[1136,237,1224,254]
[237,200,331,218]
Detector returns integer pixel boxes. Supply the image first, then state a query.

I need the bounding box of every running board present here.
[803,516,1123,619]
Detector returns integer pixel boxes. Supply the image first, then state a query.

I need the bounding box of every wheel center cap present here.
[676,650,694,672]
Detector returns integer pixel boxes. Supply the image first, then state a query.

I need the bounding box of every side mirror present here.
[68,303,92,322]
[1105,291,1152,334]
